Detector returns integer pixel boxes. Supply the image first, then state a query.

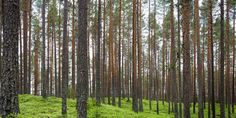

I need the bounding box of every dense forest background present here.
[1,0,236,118]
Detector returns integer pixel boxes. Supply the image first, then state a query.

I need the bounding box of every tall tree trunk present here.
[232,8,235,114]
[53,0,57,97]
[28,0,32,94]
[62,0,68,114]
[20,16,23,94]
[170,0,178,117]
[132,0,138,113]
[193,16,196,115]
[57,1,62,97]
[207,0,215,117]
[0,0,20,116]
[87,0,91,99]
[202,24,206,109]
[182,0,191,117]
[47,2,50,96]
[96,0,101,105]
[226,0,230,117]
[41,0,46,98]
[148,0,152,110]
[194,0,204,117]
[177,0,182,117]
[77,0,88,116]
[92,31,95,99]
[71,0,76,99]
[108,0,115,106]
[102,0,106,104]
[118,0,122,108]
[34,31,40,95]
[220,0,225,117]
[50,20,54,96]
[23,0,28,94]
[127,16,131,102]
[162,1,166,105]
[138,0,143,112]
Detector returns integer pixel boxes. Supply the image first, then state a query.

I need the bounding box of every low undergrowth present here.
[17,95,235,118]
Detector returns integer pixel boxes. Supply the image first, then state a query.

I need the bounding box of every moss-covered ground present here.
[17,95,236,118]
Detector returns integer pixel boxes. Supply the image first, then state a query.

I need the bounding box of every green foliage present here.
[17,95,236,118]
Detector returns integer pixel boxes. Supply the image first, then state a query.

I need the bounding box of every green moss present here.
[17,95,236,118]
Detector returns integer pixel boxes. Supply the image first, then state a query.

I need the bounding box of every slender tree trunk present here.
[138,0,143,112]
[53,0,57,97]
[162,1,166,105]
[226,1,231,117]
[71,0,76,99]
[220,0,225,117]
[232,8,235,114]
[23,0,28,94]
[148,0,152,110]
[87,0,91,99]
[0,0,20,116]
[195,0,204,117]
[132,0,138,112]
[170,0,178,117]
[28,0,32,94]
[102,0,106,104]
[177,0,182,117]
[50,20,54,96]
[118,0,122,108]
[62,0,68,114]
[20,16,23,94]
[202,24,206,109]
[77,0,88,117]
[127,16,131,102]
[41,0,46,98]
[208,0,215,117]
[182,0,191,117]
[108,0,115,106]
[193,18,196,115]
[96,0,102,105]
[34,32,40,95]
[47,2,50,96]
[57,1,62,97]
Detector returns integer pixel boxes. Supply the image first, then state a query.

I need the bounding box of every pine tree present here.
[232,8,236,114]
[182,0,191,117]
[207,0,215,117]
[28,0,32,94]
[118,0,122,108]
[96,0,102,105]
[102,0,106,104]
[71,0,76,99]
[170,0,178,117]
[226,0,231,117]
[177,0,182,117]
[57,0,62,97]
[0,0,20,116]
[62,0,68,114]
[194,0,204,117]
[220,0,225,117]
[77,0,88,117]
[34,18,40,96]
[138,0,143,112]
[23,0,28,94]
[41,0,47,98]
[132,0,138,112]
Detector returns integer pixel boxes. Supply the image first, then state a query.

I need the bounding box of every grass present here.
[17,95,236,118]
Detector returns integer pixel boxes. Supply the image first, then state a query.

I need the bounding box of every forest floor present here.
[17,95,236,118]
